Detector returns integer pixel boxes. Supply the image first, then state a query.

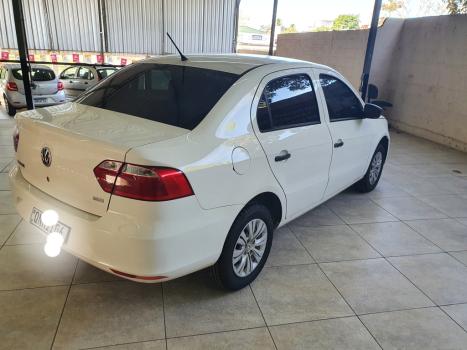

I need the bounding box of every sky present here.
[239,0,447,31]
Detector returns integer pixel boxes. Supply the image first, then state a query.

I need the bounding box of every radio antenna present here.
[166,32,188,61]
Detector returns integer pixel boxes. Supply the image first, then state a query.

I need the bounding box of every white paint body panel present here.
[10,54,389,282]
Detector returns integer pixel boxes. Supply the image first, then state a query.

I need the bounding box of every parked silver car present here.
[59,65,118,98]
[0,64,66,116]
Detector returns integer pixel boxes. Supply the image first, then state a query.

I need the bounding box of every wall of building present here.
[276,15,467,152]
[0,0,238,55]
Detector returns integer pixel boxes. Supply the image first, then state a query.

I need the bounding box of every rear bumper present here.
[9,165,240,282]
[7,90,66,108]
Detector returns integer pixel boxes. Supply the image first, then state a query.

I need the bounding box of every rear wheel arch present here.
[243,191,283,228]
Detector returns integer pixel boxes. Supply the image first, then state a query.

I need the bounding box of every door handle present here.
[69,81,73,83]
[275,150,291,162]
[334,139,344,148]
[84,82,88,84]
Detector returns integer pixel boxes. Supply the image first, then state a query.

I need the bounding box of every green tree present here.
[283,24,298,33]
[382,0,405,15]
[313,25,332,32]
[445,0,467,13]
[332,15,360,30]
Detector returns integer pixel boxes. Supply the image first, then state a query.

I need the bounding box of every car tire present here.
[354,143,387,193]
[3,96,16,117]
[212,204,273,291]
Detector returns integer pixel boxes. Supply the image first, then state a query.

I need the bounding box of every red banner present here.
[120,58,127,66]
[28,54,35,62]
[50,53,57,63]
[1,52,9,60]
[96,54,104,64]
[72,53,80,63]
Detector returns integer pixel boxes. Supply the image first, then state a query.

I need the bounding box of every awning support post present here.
[360,0,383,102]
[12,0,34,110]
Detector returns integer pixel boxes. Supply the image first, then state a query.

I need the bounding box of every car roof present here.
[2,63,53,70]
[140,54,330,75]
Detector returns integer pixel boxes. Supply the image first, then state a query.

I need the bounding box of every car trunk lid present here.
[15,102,189,216]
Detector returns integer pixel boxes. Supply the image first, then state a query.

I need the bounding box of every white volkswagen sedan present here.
[10,54,389,290]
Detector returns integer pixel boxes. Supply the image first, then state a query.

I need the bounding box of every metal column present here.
[268,0,278,56]
[12,0,34,110]
[360,0,383,101]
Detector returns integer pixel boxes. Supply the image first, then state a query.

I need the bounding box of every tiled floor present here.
[1,110,467,349]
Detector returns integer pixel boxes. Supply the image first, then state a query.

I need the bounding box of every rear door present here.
[252,69,333,219]
[73,67,95,94]
[314,69,374,197]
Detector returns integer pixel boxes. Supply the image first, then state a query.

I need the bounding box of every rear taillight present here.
[93,160,194,201]
[13,126,19,152]
[57,81,64,91]
[6,82,18,91]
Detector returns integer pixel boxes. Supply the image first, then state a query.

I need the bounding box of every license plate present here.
[34,98,47,103]
[30,207,71,241]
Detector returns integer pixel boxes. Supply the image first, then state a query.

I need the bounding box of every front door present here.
[252,69,333,219]
[314,69,374,197]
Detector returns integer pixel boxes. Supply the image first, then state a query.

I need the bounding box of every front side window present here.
[77,64,239,130]
[319,74,363,121]
[61,67,78,79]
[257,74,320,132]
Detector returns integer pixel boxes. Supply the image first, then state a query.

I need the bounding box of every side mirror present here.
[368,84,378,100]
[363,103,383,119]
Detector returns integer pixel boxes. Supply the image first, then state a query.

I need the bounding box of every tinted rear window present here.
[13,68,55,81]
[77,64,239,130]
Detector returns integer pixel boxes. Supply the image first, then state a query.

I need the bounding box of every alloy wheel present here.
[232,218,268,277]
[369,151,383,185]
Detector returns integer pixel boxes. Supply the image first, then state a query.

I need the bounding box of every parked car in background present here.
[10,54,389,290]
[0,64,66,116]
[59,65,118,99]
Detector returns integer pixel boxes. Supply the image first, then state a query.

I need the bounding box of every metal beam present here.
[360,0,382,101]
[268,0,278,56]
[12,0,33,110]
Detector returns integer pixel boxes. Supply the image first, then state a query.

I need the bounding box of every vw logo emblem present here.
[41,147,52,167]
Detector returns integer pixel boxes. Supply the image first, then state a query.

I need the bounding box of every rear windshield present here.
[13,68,55,81]
[77,64,239,130]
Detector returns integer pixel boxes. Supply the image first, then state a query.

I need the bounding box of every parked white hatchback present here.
[0,64,66,116]
[10,54,389,290]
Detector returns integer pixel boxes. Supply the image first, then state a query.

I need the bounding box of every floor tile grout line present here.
[382,254,467,335]
[50,258,79,350]
[447,252,467,267]
[248,284,279,350]
[398,220,453,254]
[288,224,383,349]
[345,224,467,334]
[160,282,168,350]
[78,337,167,350]
[0,217,22,251]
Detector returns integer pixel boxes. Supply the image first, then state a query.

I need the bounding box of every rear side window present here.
[319,74,363,121]
[78,64,239,130]
[257,74,320,132]
[13,68,55,81]
[77,67,94,80]
[97,68,117,79]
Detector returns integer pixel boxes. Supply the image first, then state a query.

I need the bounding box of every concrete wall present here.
[276,16,467,152]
